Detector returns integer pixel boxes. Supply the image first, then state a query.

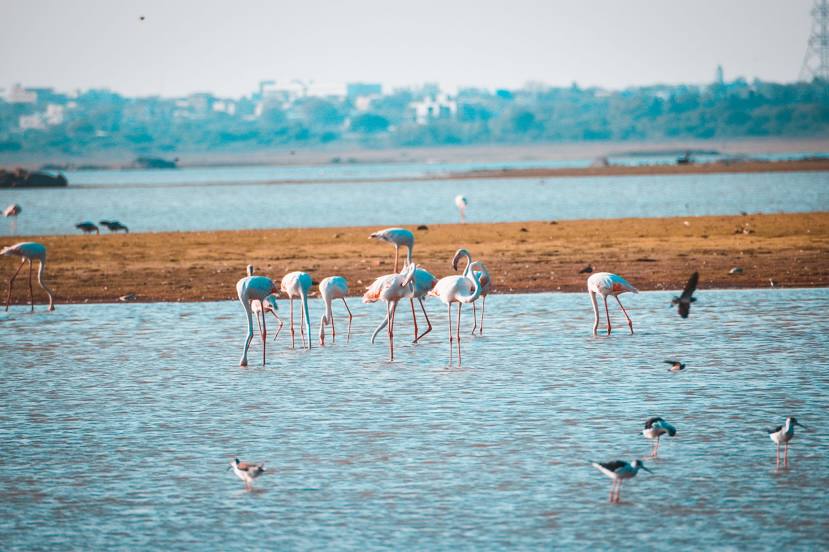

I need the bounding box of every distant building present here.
[410,93,457,125]
[19,113,46,130]
[715,65,725,86]
[45,104,65,125]
[7,84,37,104]
[347,82,382,100]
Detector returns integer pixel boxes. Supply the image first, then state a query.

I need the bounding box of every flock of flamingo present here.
[1,214,807,501]
[235,226,492,367]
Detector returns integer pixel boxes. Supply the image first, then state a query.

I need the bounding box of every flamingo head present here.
[452,248,470,271]
[263,294,278,312]
[400,263,417,288]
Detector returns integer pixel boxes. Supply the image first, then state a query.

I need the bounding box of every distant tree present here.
[350,113,390,133]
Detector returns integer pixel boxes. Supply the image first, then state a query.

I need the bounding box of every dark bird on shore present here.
[75,221,99,235]
[139,15,145,21]
[664,360,686,372]
[579,264,593,274]
[671,271,698,318]
[100,220,129,233]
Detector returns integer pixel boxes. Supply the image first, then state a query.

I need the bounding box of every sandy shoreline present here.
[2,213,827,305]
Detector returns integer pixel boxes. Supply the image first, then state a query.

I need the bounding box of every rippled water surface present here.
[1,289,828,550]
[1,169,827,236]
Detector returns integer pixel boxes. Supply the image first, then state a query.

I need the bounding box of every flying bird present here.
[3,204,21,217]
[2,241,55,312]
[369,227,414,273]
[642,417,677,457]
[587,272,638,335]
[228,458,266,491]
[672,271,698,318]
[768,416,805,467]
[664,360,686,372]
[591,459,652,503]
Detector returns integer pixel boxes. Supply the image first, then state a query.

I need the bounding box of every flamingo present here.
[75,221,99,234]
[236,273,278,366]
[362,263,417,361]
[246,266,284,343]
[452,248,492,335]
[318,276,352,345]
[2,242,55,312]
[281,271,313,350]
[454,195,467,222]
[370,265,438,344]
[369,227,414,273]
[429,261,485,364]
[3,204,21,217]
[587,272,638,336]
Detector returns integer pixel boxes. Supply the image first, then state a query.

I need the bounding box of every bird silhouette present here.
[671,272,698,318]
[664,360,686,372]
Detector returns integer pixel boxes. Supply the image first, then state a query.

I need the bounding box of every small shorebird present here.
[642,417,677,457]
[228,458,266,490]
[665,360,686,372]
[429,262,485,365]
[281,271,313,350]
[592,459,652,503]
[672,272,698,318]
[768,416,805,467]
[587,272,638,335]
[100,220,129,233]
[3,204,21,217]
[454,194,467,222]
[369,227,414,273]
[75,221,99,234]
[318,275,352,345]
[452,248,492,335]
[2,241,55,311]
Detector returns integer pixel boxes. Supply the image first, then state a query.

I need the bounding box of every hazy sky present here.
[0,0,815,97]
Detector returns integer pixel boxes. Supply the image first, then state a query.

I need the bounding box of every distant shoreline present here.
[3,212,826,305]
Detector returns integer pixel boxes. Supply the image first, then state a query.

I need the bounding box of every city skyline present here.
[0,0,816,98]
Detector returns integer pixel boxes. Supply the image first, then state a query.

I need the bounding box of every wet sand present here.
[2,212,827,305]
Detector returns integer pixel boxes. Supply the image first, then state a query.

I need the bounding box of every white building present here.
[19,113,46,130]
[7,84,37,104]
[410,94,457,125]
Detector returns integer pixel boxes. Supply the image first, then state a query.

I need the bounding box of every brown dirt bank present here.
[451,158,829,180]
[2,213,828,305]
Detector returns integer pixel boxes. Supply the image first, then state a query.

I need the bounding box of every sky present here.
[0,0,816,98]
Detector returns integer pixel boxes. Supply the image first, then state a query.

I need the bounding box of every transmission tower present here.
[800,0,829,81]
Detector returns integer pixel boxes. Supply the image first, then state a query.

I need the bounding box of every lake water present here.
[1,168,827,236]
[1,289,827,550]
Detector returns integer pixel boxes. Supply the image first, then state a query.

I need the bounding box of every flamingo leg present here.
[299,302,307,348]
[341,298,352,342]
[260,309,267,366]
[289,298,295,349]
[416,297,432,341]
[330,305,336,344]
[603,295,612,335]
[410,298,419,342]
[387,300,397,361]
[240,301,254,367]
[447,303,453,363]
[271,311,283,341]
[479,295,486,335]
[614,295,634,334]
[5,258,25,311]
[471,301,478,335]
[589,290,600,335]
[456,302,462,365]
[28,259,34,311]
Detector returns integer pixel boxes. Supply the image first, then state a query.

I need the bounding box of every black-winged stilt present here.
[592,459,652,503]
[768,417,805,467]
[643,417,677,457]
[228,458,267,490]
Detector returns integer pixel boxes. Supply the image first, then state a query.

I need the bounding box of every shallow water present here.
[1,289,828,550]
[1,169,827,236]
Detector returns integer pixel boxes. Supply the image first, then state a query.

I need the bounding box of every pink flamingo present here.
[452,248,492,335]
[318,276,352,345]
[236,272,278,366]
[2,241,55,312]
[429,261,484,364]
[363,263,417,361]
[246,266,283,343]
[587,272,638,335]
[369,227,414,273]
[281,271,313,349]
[454,195,467,222]
[370,266,438,344]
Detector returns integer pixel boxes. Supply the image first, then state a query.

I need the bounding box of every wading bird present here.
[429,261,485,364]
[75,221,99,234]
[768,416,805,467]
[100,220,129,233]
[369,227,414,273]
[236,273,278,366]
[587,272,638,335]
[643,417,677,457]
[452,248,492,335]
[3,204,21,217]
[246,266,283,342]
[665,360,686,372]
[454,194,467,222]
[363,263,417,361]
[672,271,698,318]
[592,459,652,503]
[281,271,313,350]
[228,458,266,491]
[371,265,438,344]
[2,241,54,312]
[318,276,352,345]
